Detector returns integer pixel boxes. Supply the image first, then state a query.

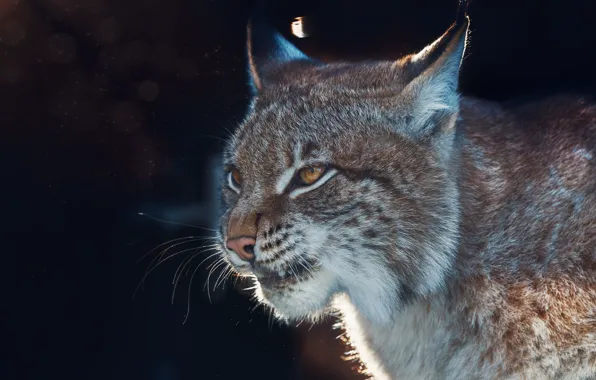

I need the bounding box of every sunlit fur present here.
[217,14,596,380]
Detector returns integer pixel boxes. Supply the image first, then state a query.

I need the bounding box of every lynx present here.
[216,7,596,380]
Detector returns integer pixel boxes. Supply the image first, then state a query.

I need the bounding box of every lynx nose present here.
[227,212,259,262]
[226,236,256,262]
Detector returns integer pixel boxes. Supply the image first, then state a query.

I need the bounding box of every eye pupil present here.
[299,165,325,185]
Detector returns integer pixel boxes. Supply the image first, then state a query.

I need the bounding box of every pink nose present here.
[226,236,256,262]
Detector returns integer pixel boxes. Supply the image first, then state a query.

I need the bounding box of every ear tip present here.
[456,0,471,18]
[245,4,312,92]
[246,6,276,45]
[455,0,471,27]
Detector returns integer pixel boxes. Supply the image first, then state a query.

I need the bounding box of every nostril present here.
[226,237,256,262]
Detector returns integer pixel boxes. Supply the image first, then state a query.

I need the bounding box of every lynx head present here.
[218,13,469,325]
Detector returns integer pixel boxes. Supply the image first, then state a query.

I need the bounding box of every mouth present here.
[252,258,320,289]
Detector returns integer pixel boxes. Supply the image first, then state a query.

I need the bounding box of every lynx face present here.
[218,18,468,324]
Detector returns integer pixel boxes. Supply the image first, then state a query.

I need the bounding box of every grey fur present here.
[216,15,596,380]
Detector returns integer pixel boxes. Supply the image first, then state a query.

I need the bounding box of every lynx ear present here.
[398,15,469,138]
[246,10,312,94]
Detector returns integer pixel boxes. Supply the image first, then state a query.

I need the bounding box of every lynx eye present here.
[224,166,242,192]
[298,165,326,186]
[230,168,242,187]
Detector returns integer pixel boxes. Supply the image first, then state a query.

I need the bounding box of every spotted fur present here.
[216,11,596,380]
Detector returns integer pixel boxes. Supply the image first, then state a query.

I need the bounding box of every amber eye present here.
[298,165,326,185]
[230,168,242,188]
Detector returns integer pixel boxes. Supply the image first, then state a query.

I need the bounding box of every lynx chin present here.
[216,8,596,380]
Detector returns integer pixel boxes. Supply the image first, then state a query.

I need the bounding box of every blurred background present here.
[4,0,596,379]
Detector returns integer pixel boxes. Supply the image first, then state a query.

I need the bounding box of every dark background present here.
[4,0,595,379]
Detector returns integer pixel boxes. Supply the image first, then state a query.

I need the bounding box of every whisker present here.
[195,133,229,143]
[171,249,204,304]
[180,248,227,324]
[222,268,236,289]
[268,306,277,331]
[224,265,236,279]
[140,241,215,289]
[233,272,242,288]
[297,256,316,278]
[222,126,235,140]
[172,251,198,286]
[133,242,220,300]
[213,267,227,291]
[172,245,220,284]
[250,302,261,313]
[138,212,217,232]
[183,261,204,325]
[205,259,228,302]
[134,245,199,299]
[144,239,207,280]
[194,251,224,272]
[136,236,201,263]
[172,248,222,303]
[287,262,300,281]
[213,264,234,291]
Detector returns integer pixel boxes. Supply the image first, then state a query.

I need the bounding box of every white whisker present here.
[213,264,234,290]
[138,212,217,232]
[136,236,201,263]
[205,259,227,304]
[134,243,203,299]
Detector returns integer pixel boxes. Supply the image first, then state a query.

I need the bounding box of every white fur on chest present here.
[335,295,596,380]
[334,295,494,380]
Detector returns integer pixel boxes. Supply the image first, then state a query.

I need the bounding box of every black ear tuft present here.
[246,7,312,94]
[394,1,471,140]
[455,0,472,26]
